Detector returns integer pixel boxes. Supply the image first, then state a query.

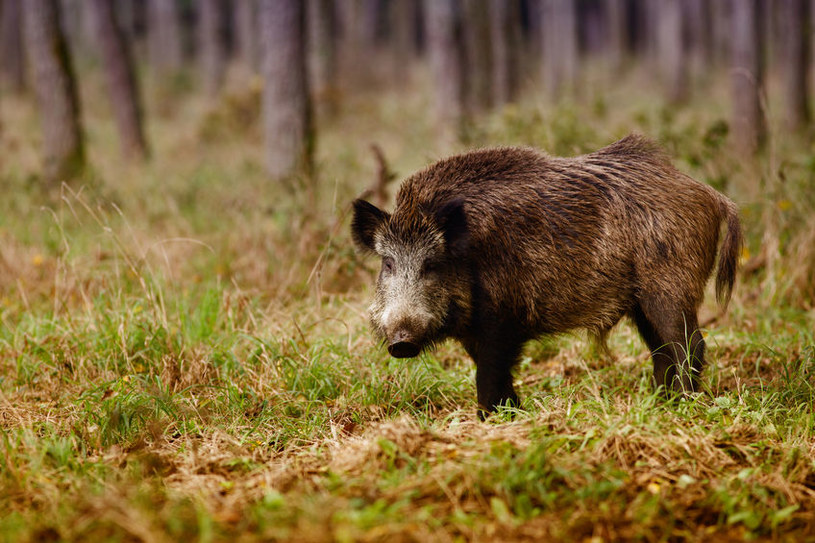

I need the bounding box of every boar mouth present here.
[387,340,421,358]
[386,328,424,358]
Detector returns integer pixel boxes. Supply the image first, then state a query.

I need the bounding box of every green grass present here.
[2,64,815,541]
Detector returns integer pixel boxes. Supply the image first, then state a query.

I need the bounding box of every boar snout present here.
[387,329,421,358]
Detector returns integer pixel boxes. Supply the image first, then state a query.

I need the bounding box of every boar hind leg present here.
[464,335,522,419]
[632,300,704,394]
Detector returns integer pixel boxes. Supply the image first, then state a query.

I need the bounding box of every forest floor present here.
[1,67,814,541]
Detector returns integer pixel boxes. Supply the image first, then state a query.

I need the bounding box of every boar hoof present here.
[477,394,520,421]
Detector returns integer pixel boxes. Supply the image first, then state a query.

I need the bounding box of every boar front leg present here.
[463,331,523,419]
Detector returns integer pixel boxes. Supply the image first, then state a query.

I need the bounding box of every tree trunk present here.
[336,0,364,84]
[119,0,148,65]
[634,0,660,67]
[711,0,732,66]
[683,0,712,75]
[581,1,605,55]
[780,0,810,131]
[199,0,226,98]
[147,0,183,76]
[361,0,383,46]
[308,0,338,101]
[115,0,138,41]
[657,0,687,103]
[603,0,627,71]
[260,0,313,180]
[390,0,420,80]
[235,0,259,72]
[541,0,578,100]
[461,0,492,112]
[730,0,765,155]
[89,0,149,160]
[423,0,464,137]
[0,0,25,92]
[488,0,520,107]
[23,0,85,182]
[526,0,543,61]
[60,0,96,60]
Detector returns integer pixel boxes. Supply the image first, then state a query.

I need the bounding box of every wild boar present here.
[351,135,742,417]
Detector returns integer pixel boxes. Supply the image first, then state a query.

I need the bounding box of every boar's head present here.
[351,198,472,358]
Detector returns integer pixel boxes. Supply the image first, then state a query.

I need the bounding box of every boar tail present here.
[715,199,743,308]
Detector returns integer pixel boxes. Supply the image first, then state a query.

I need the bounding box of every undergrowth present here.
[1,64,814,542]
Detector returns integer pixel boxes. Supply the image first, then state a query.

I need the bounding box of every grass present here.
[2,63,815,541]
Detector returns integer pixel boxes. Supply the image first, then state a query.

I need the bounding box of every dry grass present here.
[1,62,815,542]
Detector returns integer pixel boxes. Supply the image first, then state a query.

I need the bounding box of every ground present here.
[1,65,814,542]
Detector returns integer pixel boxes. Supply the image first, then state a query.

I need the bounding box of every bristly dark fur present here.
[351,134,742,418]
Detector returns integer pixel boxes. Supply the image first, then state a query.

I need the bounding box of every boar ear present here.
[436,198,469,256]
[351,199,389,254]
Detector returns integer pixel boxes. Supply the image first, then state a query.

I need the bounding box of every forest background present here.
[1,0,815,541]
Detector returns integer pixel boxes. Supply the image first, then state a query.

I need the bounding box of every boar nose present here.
[387,330,421,358]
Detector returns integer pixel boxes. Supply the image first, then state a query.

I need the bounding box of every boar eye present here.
[382,257,395,274]
[422,261,438,275]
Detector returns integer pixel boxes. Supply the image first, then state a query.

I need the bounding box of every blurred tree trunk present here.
[780,0,810,132]
[766,0,781,68]
[123,0,149,64]
[89,0,149,160]
[308,0,338,105]
[423,0,464,138]
[603,0,627,72]
[657,0,687,103]
[60,0,96,60]
[581,1,605,55]
[199,0,226,98]
[361,0,383,46]
[540,0,578,100]
[540,0,558,97]
[730,0,765,155]
[260,0,313,180]
[526,0,543,61]
[147,0,183,76]
[115,0,137,40]
[390,0,420,79]
[461,0,492,112]
[812,0,815,84]
[0,0,25,92]
[336,0,364,84]
[23,0,85,182]
[488,0,520,107]
[645,1,661,67]
[711,0,732,66]
[333,0,388,86]
[630,0,655,63]
[683,0,712,75]
[235,0,259,72]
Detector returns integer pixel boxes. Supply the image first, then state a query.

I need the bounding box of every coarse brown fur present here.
[352,135,742,417]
